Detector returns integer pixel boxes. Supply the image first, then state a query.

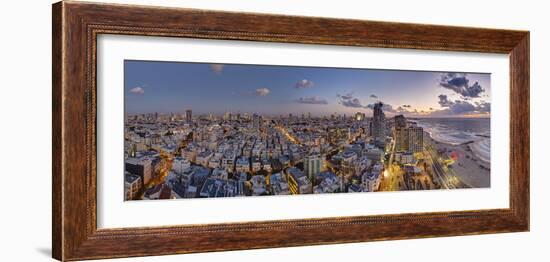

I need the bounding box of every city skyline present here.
[124,100,490,200]
[125,60,491,118]
[124,60,491,201]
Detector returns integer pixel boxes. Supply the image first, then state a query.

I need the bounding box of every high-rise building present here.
[394,114,407,128]
[407,126,424,153]
[304,154,322,181]
[394,115,408,151]
[394,126,409,152]
[394,123,424,153]
[185,109,192,123]
[355,112,365,122]
[372,102,385,140]
[252,113,262,130]
[368,121,373,136]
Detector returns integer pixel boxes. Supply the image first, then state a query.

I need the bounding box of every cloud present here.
[338,92,373,109]
[255,88,271,96]
[396,106,418,114]
[438,94,454,107]
[129,87,145,95]
[476,101,491,113]
[370,94,378,99]
[434,94,491,115]
[295,79,314,89]
[210,64,224,74]
[337,92,354,100]
[439,73,485,98]
[338,93,397,113]
[295,96,328,105]
[367,102,396,113]
[338,93,398,113]
[341,98,366,108]
[446,101,477,114]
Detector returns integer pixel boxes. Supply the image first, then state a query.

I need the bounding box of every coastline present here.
[421,123,491,164]
[425,132,491,188]
[470,139,491,163]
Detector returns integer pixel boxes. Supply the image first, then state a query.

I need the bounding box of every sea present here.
[415,118,491,162]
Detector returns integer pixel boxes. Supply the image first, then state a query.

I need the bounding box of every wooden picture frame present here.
[52,1,529,261]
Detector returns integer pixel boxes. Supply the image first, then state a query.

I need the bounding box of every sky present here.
[125,60,491,118]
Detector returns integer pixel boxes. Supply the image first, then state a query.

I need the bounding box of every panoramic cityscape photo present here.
[123,60,491,201]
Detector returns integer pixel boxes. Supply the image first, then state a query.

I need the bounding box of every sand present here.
[427,135,491,188]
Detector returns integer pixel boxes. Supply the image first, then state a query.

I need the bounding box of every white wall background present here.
[0,0,546,261]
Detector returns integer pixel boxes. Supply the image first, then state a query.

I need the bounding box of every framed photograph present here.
[52,1,529,261]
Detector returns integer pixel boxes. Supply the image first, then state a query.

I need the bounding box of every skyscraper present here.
[185,109,192,123]
[253,113,262,130]
[394,115,408,151]
[394,126,408,151]
[372,102,385,141]
[407,126,424,153]
[394,124,424,153]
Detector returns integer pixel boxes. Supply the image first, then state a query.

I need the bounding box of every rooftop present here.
[125,172,141,183]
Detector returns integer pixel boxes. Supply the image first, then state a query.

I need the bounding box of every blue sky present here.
[125,60,491,118]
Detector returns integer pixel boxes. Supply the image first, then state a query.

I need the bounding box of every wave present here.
[421,125,484,145]
[470,138,491,163]
[416,119,491,165]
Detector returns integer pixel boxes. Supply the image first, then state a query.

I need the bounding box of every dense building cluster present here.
[124,103,430,201]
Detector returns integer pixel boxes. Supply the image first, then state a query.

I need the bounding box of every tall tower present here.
[394,115,408,151]
[372,102,385,141]
[252,113,261,130]
[185,109,192,124]
[407,126,424,153]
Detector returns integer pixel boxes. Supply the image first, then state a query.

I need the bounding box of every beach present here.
[425,133,491,188]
